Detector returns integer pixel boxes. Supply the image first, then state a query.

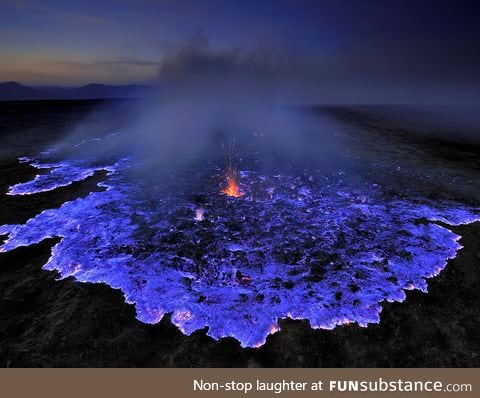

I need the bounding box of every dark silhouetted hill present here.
[0,81,54,101]
[0,81,149,101]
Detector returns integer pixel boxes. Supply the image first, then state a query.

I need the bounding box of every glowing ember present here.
[221,173,244,197]
[221,139,244,198]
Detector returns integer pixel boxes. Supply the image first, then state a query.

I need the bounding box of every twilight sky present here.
[0,0,479,101]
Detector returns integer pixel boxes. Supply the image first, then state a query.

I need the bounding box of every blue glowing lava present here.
[0,151,478,347]
[7,156,115,195]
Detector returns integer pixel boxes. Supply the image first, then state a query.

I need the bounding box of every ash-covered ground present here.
[0,100,479,367]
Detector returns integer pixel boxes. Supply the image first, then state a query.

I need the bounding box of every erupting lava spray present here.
[221,139,244,198]
[221,167,243,197]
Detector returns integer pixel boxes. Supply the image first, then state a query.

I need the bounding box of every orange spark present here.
[221,171,244,198]
[220,138,244,198]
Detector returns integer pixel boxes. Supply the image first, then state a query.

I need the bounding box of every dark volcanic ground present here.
[0,100,479,367]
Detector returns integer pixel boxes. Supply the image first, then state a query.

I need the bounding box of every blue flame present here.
[1,150,478,348]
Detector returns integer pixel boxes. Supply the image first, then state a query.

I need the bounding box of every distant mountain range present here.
[0,81,150,101]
